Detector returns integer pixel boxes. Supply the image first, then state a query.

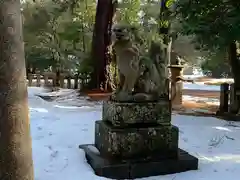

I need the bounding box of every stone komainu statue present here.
[111,24,169,102]
[111,24,140,101]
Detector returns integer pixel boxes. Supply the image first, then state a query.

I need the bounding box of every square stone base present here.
[103,100,171,127]
[95,121,178,159]
[79,144,198,179]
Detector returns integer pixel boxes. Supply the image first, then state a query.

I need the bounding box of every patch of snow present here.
[183,82,220,91]
[183,95,220,106]
[28,87,48,97]
[53,105,88,109]
[36,88,76,97]
[29,107,49,113]
[204,78,234,84]
[183,75,204,80]
[214,127,232,132]
[28,87,240,180]
[87,145,100,155]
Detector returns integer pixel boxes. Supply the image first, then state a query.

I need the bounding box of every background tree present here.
[88,0,116,90]
[176,0,240,112]
[21,0,209,90]
[201,51,231,78]
[22,0,97,85]
[0,0,34,179]
[176,0,240,82]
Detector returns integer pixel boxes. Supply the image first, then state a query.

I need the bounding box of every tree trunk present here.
[104,0,118,91]
[228,41,240,113]
[88,0,114,89]
[0,1,34,179]
[228,42,240,88]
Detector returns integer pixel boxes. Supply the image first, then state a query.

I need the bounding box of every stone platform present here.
[80,100,198,179]
[79,144,198,179]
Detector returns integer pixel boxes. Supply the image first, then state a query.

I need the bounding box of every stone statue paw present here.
[133,93,154,102]
[111,91,133,102]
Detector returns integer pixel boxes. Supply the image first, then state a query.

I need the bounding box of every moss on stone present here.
[102,100,171,127]
[95,121,178,160]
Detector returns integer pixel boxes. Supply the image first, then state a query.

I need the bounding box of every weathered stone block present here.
[79,144,199,179]
[95,121,178,160]
[102,100,171,127]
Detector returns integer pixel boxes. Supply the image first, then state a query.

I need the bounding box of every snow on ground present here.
[29,88,102,180]
[182,82,220,106]
[183,95,219,106]
[203,78,234,85]
[183,82,220,91]
[29,87,240,180]
[183,75,204,80]
[183,74,233,81]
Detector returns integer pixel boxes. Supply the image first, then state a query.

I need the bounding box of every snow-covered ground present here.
[183,95,219,106]
[183,74,204,80]
[182,82,220,106]
[183,82,220,91]
[29,87,240,180]
[203,78,234,85]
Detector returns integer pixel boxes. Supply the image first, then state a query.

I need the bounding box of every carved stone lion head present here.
[112,23,136,42]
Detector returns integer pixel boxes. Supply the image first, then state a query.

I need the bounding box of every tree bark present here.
[104,0,117,91]
[228,42,240,88]
[88,0,115,89]
[0,1,34,179]
[228,41,240,113]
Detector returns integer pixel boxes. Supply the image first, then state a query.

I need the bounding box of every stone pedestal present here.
[168,65,184,108]
[102,101,171,126]
[36,70,41,87]
[43,72,52,86]
[59,73,67,88]
[95,121,178,159]
[43,72,67,87]
[79,99,198,179]
[67,77,72,89]
[28,73,33,86]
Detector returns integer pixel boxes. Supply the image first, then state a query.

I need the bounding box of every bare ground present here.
[183,89,219,99]
[177,89,221,118]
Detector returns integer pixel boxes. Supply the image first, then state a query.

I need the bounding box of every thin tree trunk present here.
[228,41,240,113]
[55,53,61,87]
[88,0,113,89]
[228,42,240,88]
[0,0,34,179]
[104,0,117,91]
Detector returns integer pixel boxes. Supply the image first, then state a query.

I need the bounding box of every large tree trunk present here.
[0,1,34,179]
[88,0,115,90]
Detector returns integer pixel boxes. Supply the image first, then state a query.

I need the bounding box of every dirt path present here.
[179,89,220,117]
